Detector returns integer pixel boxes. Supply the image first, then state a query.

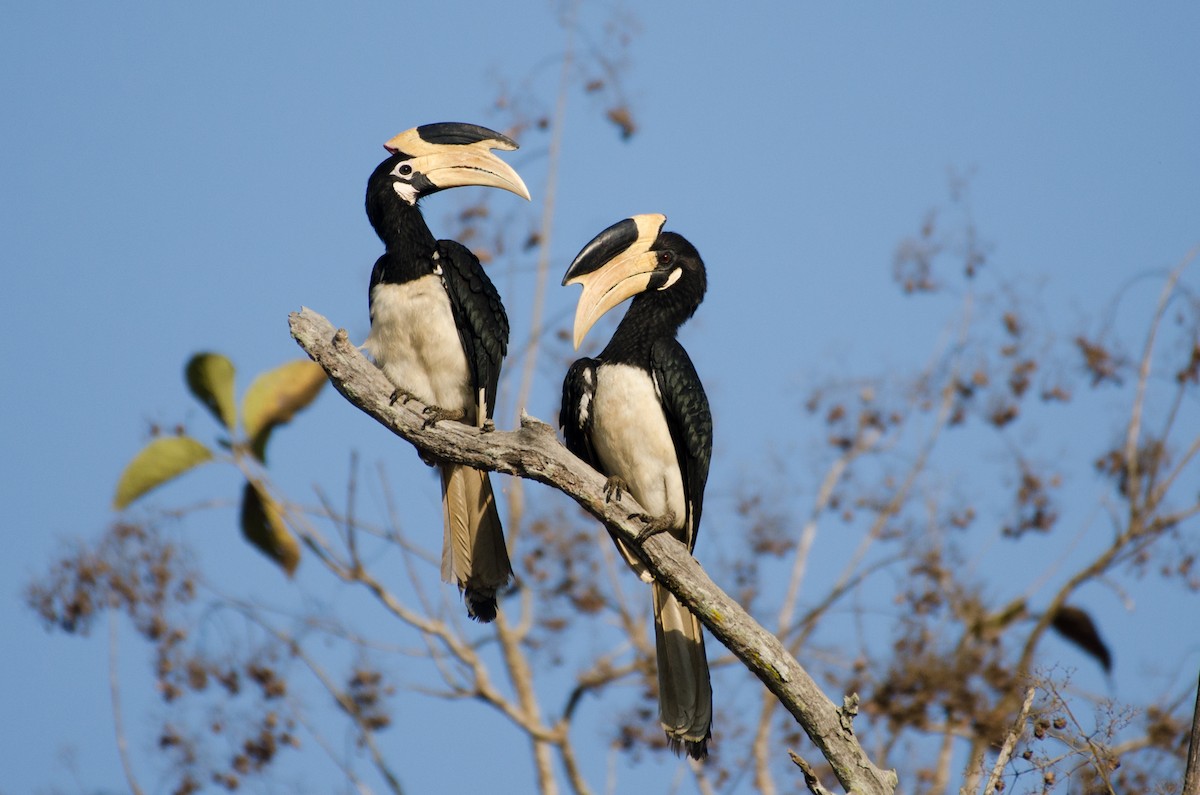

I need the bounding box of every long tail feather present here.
[440,464,513,621]
[652,581,712,759]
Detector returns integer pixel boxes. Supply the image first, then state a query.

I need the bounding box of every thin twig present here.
[778,440,863,633]
[235,611,405,794]
[789,750,834,795]
[1123,252,1193,518]
[1151,431,1200,512]
[562,656,639,722]
[346,450,359,564]
[294,708,376,795]
[982,687,1036,795]
[107,612,145,795]
[1053,685,1118,795]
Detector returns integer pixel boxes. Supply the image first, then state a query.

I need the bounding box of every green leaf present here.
[242,359,327,462]
[114,436,214,509]
[240,481,300,576]
[185,353,237,432]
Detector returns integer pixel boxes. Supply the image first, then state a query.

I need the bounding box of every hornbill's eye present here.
[657,250,675,267]
[394,163,414,177]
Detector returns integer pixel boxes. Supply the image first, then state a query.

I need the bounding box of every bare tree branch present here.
[290,307,898,795]
[1123,250,1195,515]
[494,608,558,795]
[982,687,1035,795]
[789,750,835,795]
[1183,668,1200,795]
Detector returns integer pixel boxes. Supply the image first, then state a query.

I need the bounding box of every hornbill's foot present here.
[603,476,629,504]
[633,511,677,544]
[481,418,496,434]
[389,387,415,406]
[421,405,465,429]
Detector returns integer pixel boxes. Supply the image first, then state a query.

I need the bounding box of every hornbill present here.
[363,122,529,622]
[559,214,713,758]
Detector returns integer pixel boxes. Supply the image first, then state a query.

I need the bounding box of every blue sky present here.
[3,2,1198,793]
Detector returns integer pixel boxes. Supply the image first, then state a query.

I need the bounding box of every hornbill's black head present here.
[562,214,707,349]
[365,122,530,231]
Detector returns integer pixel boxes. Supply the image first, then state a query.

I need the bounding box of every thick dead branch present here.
[289,307,897,795]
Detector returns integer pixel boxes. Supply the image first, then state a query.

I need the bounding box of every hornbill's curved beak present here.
[562,213,667,350]
[384,122,531,201]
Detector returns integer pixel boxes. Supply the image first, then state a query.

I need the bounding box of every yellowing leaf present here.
[114,436,214,509]
[185,352,237,431]
[240,481,300,576]
[242,359,327,462]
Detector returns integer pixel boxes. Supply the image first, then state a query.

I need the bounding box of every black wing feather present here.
[560,358,600,469]
[435,240,509,418]
[366,253,391,315]
[650,338,712,549]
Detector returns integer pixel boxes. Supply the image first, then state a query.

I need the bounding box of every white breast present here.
[364,275,474,416]
[591,363,686,525]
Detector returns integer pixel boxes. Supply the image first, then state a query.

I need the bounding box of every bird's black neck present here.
[601,286,700,366]
[370,199,439,284]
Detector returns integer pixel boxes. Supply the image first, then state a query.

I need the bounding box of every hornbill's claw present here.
[603,476,629,504]
[633,511,677,544]
[421,405,465,429]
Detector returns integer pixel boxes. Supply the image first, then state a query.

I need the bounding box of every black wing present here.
[650,338,712,550]
[366,253,394,315]
[560,357,600,469]
[435,239,510,419]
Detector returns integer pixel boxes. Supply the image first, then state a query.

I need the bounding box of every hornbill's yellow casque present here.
[363,122,530,622]
[559,214,713,758]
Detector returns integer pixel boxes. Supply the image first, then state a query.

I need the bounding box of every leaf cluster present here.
[113,353,326,575]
